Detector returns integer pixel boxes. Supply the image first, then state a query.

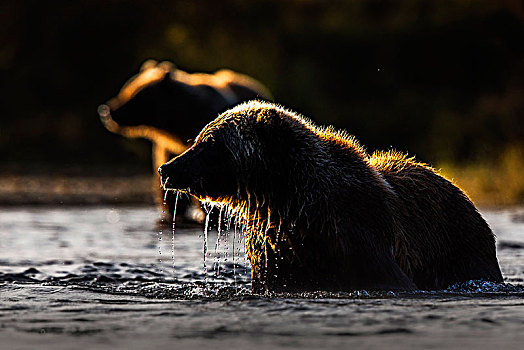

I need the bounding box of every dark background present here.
[1,0,524,172]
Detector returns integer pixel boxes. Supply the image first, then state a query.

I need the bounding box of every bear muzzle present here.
[97,104,111,122]
[158,164,171,189]
[158,158,196,192]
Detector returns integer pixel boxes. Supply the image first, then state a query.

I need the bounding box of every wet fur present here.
[160,101,503,292]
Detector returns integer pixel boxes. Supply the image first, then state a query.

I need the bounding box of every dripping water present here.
[202,203,211,286]
[233,217,238,286]
[245,199,250,279]
[212,206,224,280]
[157,191,170,273]
[224,210,233,280]
[171,191,179,276]
[244,202,251,280]
[264,209,270,271]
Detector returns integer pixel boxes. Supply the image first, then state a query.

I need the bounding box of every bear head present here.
[158,100,325,208]
[98,60,226,143]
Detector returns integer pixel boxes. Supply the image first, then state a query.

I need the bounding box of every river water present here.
[1,206,523,349]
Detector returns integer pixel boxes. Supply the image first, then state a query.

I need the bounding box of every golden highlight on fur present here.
[110,61,272,113]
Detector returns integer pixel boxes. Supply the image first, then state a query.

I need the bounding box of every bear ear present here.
[140,59,158,71]
[158,60,175,72]
[160,71,172,83]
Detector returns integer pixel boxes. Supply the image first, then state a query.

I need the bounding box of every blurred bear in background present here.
[98,59,272,224]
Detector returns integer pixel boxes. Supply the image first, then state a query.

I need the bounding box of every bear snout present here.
[158,164,171,189]
[97,104,111,122]
[158,160,194,191]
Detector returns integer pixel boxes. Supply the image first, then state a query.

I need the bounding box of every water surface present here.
[1,206,524,349]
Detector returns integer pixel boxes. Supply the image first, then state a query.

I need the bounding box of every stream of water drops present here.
[212,206,223,279]
[171,191,179,275]
[202,204,211,285]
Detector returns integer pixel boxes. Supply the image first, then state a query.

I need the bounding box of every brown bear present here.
[158,100,503,292]
[97,60,272,222]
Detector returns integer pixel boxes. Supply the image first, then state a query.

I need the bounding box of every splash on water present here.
[4,265,522,300]
[442,279,524,294]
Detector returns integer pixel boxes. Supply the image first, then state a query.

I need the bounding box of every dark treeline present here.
[1,0,524,170]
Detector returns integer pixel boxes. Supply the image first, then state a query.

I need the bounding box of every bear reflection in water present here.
[159,100,503,293]
[98,60,272,223]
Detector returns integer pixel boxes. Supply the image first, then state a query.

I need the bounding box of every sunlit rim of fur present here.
[369,149,435,172]
[196,100,366,154]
